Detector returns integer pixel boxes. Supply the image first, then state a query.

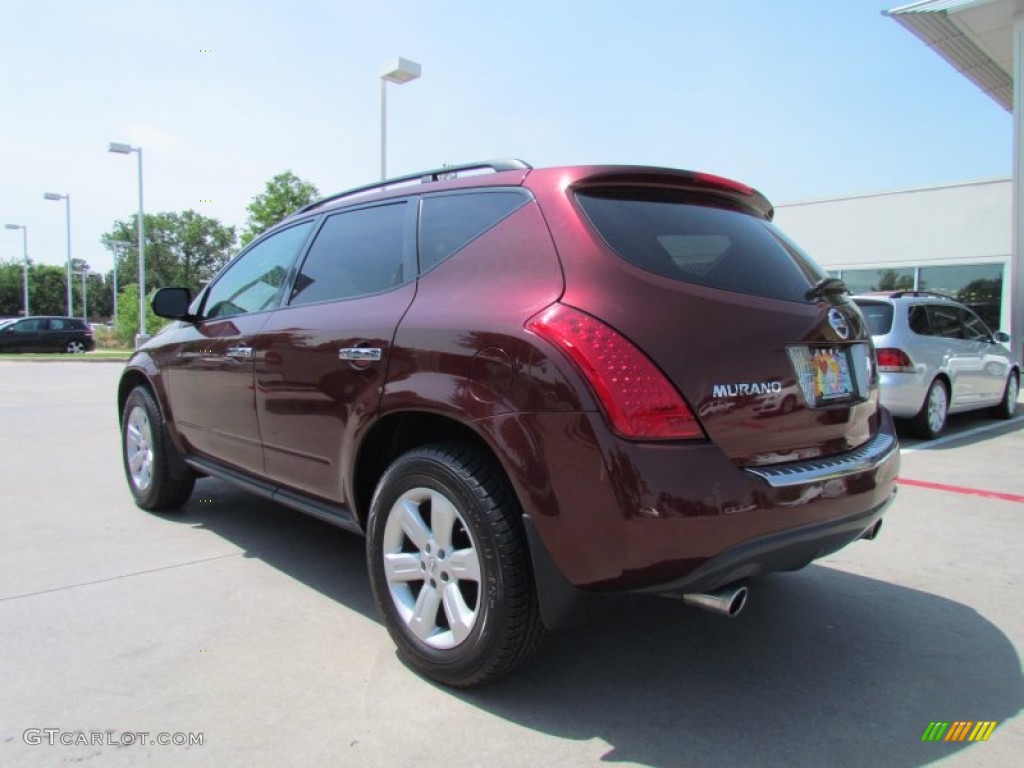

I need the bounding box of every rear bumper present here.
[877,372,928,418]
[479,407,900,617]
[633,494,893,595]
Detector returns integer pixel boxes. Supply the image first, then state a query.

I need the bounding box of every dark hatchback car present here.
[118,160,899,687]
[0,316,95,353]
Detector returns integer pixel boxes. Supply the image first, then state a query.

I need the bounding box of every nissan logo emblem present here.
[828,308,850,340]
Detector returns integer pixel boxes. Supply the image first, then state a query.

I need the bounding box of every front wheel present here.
[991,371,1019,420]
[910,378,948,439]
[121,386,195,510]
[366,443,543,687]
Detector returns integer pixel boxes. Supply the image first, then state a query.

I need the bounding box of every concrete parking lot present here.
[1,360,1022,767]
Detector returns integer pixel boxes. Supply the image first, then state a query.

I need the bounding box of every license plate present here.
[787,346,858,407]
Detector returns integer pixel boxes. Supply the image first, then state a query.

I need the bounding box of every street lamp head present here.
[380,57,421,84]
[5,224,24,231]
[43,192,67,201]
[108,142,134,154]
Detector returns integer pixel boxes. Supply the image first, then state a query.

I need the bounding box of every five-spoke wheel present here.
[367,443,543,687]
[120,386,195,510]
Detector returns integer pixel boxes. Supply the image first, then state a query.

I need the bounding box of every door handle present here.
[339,347,382,362]
[226,346,253,359]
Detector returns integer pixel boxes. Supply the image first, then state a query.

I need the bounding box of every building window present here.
[836,263,1005,332]
[919,264,1003,331]
[840,268,915,294]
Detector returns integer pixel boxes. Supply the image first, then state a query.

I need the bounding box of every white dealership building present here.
[776,0,1023,357]
[775,176,1011,332]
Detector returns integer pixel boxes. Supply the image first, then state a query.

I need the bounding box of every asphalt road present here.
[1,361,1021,767]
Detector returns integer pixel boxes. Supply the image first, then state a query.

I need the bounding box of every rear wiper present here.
[805,277,848,302]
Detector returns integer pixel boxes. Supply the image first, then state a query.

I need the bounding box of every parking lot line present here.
[899,416,1022,454]
[897,477,1024,504]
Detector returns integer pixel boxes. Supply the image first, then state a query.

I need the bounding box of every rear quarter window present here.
[575,187,827,302]
[419,190,529,272]
[853,301,893,335]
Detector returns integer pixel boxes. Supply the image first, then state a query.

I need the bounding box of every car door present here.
[3,318,47,352]
[43,318,72,351]
[925,303,984,405]
[255,200,417,506]
[960,306,1011,402]
[159,220,315,475]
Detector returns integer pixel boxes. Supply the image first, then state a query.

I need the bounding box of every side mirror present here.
[994,331,1011,344]
[152,287,194,320]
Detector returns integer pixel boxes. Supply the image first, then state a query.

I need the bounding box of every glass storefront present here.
[835,263,1005,331]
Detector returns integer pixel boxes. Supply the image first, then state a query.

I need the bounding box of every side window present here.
[203,221,314,319]
[907,305,930,335]
[290,203,409,306]
[48,319,71,330]
[960,308,992,341]
[13,319,44,333]
[419,191,529,272]
[927,305,964,339]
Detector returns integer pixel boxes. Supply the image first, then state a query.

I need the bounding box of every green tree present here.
[240,171,320,246]
[29,265,71,315]
[0,261,25,316]
[115,283,169,344]
[101,210,236,298]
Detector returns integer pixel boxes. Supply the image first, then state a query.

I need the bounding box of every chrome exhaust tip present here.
[861,519,883,541]
[681,585,748,617]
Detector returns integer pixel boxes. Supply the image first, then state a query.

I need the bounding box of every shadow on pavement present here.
[896,411,1023,451]
[168,478,1023,768]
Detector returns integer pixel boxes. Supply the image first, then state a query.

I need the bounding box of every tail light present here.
[526,303,703,440]
[876,348,914,373]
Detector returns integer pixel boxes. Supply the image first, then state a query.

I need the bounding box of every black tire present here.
[121,386,195,510]
[910,378,948,440]
[990,371,1019,420]
[65,340,86,353]
[366,443,544,688]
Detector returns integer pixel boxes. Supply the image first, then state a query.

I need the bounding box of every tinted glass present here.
[290,203,408,306]
[908,305,930,335]
[419,191,529,271]
[13,319,45,333]
[853,301,893,335]
[927,305,963,339]
[576,188,826,302]
[204,221,313,319]
[48,318,74,330]
[960,307,992,341]
[841,268,914,294]
[920,263,1003,330]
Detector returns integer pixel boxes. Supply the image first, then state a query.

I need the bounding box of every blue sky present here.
[0,0,1012,276]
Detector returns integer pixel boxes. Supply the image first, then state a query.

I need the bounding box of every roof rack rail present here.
[888,290,956,300]
[294,159,532,216]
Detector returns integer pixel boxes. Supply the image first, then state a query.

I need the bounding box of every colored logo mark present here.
[921,721,997,742]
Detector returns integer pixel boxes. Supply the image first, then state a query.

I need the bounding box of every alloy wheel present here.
[380,486,482,650]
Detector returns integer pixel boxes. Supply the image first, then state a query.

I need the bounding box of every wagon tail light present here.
[876,348,915,373]
[526,303,704,440]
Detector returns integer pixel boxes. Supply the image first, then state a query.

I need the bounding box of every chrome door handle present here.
[226,346,253,359]
[339,347,382,362]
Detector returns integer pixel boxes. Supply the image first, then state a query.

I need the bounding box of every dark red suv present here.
[118,160,899,687]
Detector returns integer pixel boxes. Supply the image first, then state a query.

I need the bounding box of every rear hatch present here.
[542,169,877,467]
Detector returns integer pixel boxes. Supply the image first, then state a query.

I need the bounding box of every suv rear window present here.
[575,188,827,302]
[853,301,894,335]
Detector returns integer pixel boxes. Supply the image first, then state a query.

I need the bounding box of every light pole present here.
[42,192,72,316]
[4,224,29,316]
[108,141,146,344]
[380,57,421,180]
[72,269,88,323]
